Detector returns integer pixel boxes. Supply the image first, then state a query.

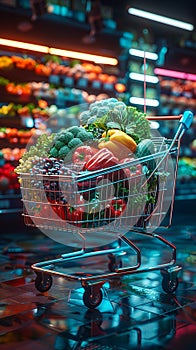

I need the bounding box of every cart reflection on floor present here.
[36,301,177,350]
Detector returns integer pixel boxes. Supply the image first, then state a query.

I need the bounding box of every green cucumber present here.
[135,139,156,172]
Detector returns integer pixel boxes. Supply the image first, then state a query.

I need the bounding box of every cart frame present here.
[21,111,193,308]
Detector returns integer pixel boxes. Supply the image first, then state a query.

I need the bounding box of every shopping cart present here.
[20,111,193,309]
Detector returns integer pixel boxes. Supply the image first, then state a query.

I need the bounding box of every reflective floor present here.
[0,199,196,350]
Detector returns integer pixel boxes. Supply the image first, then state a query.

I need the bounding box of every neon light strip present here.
[0,38,48,53]
[129,48,158,60]
[129,97,159,107]
[49,47,118,65]
[0,38,118,66]
[154,68,196,81]
[129,72,159,83]
[128,8,194,31]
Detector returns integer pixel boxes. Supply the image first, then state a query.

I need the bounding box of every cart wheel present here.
[162,274,178,294]
[35,273,53,293]
[83,287,103,309]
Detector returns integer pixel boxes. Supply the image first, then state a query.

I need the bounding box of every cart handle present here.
[147,115,182,121]
[148,110,194,130]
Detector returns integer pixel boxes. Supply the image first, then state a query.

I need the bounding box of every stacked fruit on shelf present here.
[16,98,158,227]
[0,127,38,194]
[0,56,13,70]
[0,101,50,120]
[177,157,196,181]
[0,54,123,104]
[1,148,25,162]
[0,151,20,193]
[0,55,117,83]
[0,127,36,144]
[0,74,112,106]
[0,102,16,116]
[159,78,196,111]
[0,54,118,83]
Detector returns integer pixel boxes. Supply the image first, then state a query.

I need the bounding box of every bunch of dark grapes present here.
[43,179,62,202]
[30,157,66,202]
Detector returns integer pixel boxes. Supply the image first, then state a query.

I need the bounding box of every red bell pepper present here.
[83,148,119,171]
[72,146,98,165]
[78,148,119,201]
[80,148,130,202]
[111,198,126,217]
[104,198,126,220]
[67,206,84,227]
[119,157,134,177]
[74,193,85,211]
[119,158,142,183]
[83,148,129,186]
[34,204,50,218]
[48,199,66,220]
[77,177,97,201]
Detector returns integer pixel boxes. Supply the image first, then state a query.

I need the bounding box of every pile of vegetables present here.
[80,98,151,142]
[17,98,159,228]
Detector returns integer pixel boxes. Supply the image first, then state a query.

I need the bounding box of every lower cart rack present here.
[32,230,182,308]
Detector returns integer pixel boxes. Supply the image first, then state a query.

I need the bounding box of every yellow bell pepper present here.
[98,139,122,156]
[99,129,137,156]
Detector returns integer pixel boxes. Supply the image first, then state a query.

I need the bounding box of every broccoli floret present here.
[89,106,98,116]
[79,111,90,125]
[68,138,83,149]
[49,147,59,158]
[58,145,70,158]
[58,131,74,144]
[77,130,94,141]
[54,140,65,150]
[87,116,97,125]
[67,126,81,136]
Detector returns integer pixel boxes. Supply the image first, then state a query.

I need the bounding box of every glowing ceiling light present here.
[0,38,118,66]
[129,97,159,107]
[49,47,118,65]
[128,8,194,31]
[129,72,159,83]
[129,48,158,60]
[0,38,49,53]
[154,68,196,81]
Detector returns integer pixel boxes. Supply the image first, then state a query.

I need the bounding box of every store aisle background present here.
[0,1,196,349]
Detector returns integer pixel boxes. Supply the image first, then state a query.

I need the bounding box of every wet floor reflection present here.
[0,222,196,349]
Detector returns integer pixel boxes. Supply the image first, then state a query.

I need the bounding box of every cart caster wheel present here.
[162,274,178,294]
[35,273,53,293]
[83,287,103,309]
[108,255,122,272]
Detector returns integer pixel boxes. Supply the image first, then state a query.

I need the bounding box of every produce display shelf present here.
[0,193,22,214]
[0,207,22,214]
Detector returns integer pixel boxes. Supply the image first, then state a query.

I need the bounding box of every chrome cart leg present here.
[153,233,182,293]
[108,253,123,272]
